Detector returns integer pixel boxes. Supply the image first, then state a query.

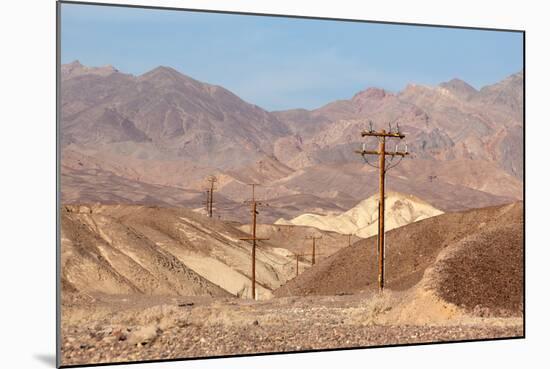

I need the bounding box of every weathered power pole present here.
[347,233,353,247]
[205,175,217,218]
[295,253,302,277]
[239,183,269,300]
[355,122,409,292]
[294,252,323,277]
[304,236,322,265]
[203,189,211,215]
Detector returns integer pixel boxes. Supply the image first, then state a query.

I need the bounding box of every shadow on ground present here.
[33,353,56,367]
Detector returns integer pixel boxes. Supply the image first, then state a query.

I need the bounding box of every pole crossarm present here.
[354,149,409,157]
[361,131,405,138]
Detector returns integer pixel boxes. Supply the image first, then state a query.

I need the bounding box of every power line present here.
[255,245,294,266]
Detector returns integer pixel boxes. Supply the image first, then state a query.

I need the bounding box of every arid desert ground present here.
[60,201,523,365]
[59,62,523,366]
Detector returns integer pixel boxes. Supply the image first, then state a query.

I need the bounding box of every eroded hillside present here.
[275,202,523,317]
[276,191,443,237]
[61,204,296,301]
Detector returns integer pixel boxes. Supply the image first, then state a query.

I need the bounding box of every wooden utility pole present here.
[304,236,322,265]
[204,189,211,215]
[294,252,323,277]
[205,176,217,218]
[239,183,269,300]
[355,125,409,292]
[347,233,353,247]
[295,253,301,277]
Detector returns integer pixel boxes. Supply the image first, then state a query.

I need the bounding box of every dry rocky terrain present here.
[59,61,524,366]
[61,293,522,366]
[60,202,524,366]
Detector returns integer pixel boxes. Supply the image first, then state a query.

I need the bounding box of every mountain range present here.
[61,61,523,223]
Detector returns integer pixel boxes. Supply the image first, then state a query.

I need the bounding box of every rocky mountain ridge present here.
[61,61,523,221]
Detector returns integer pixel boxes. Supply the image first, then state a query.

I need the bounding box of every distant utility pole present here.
[239,183,269,300]
[294,251,324,277]
[355,121,409,292]
[205,175,217,218]
[347,234,353,247]
[203,189,211,215]
[304,236,322,265]
[295,253,302,277]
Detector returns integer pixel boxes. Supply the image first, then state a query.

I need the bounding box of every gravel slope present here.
[275,202,523,317]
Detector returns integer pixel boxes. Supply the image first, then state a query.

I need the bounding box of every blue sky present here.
[61,3,523,111]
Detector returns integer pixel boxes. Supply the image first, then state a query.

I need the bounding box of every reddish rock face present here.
[351,87,388,102]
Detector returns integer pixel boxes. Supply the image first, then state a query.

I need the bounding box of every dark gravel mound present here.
[433,222,523,316]
[274,202,523,317]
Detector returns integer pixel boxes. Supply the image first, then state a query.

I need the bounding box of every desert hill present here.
[61,206,229,299]
[238,223,361,264]
[276,192,443,237]
[275,202,523,316]
[61,204,297,301]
